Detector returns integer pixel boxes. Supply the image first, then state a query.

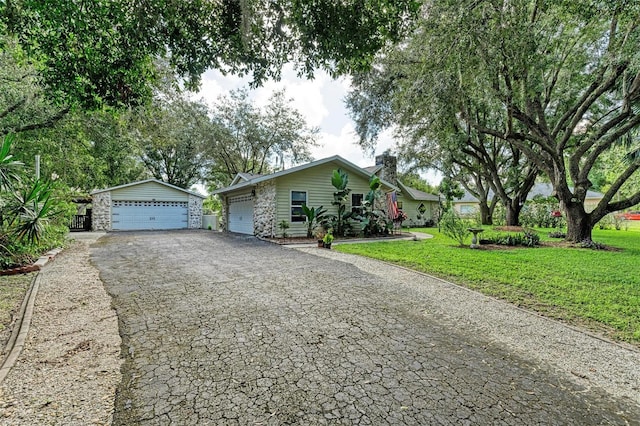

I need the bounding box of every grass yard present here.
[335,224,640,344]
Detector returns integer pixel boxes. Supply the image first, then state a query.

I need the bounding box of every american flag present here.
[386,191,399,220]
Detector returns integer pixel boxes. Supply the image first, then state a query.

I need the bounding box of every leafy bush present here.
[440,210,471,246]
[597,214,622,231]
[301,204,327,238]
[484,230,540,247]
[1,134,72,268]
[520,195,565,228]
[491,203,506,226]
[548,231,566,239]
[202,196,221,215]
[278,220,290,238]
[579,239,607,250]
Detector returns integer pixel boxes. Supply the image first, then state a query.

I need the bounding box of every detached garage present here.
[91,179,204,231]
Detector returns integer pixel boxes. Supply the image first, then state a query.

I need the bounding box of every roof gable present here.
[91,179,205,198]
[397,181,439,201]
[230,172,262,185]
[213,155,399,195]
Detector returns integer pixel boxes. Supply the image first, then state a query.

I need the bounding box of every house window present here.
[351,193,364,213]
[396,201,403,210]
[460,205,477,214]
[291,191,307,222]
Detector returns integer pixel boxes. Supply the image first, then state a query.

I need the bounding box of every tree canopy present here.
[208,88,319,187]
[129,89,212,189]
[349,0,640,241]
[2,0,421,108]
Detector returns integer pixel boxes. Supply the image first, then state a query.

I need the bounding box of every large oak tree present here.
[351,0,640,242]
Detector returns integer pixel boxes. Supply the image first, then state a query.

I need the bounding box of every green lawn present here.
[335,224,640,344]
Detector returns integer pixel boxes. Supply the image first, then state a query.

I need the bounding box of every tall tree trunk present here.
[564,203,593,242]
[504,200,523,226]
[478,201,493,225]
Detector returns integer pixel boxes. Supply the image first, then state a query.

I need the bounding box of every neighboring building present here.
[91,179,205,231]
[451,183,605,215]
[213,155,439,237]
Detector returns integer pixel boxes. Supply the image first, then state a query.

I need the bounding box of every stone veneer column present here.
[220,201,228,231]
[91,191,111,231]
[188,195,203,229]
[253,181,277,237]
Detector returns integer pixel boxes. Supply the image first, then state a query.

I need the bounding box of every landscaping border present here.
[0,248,62,383]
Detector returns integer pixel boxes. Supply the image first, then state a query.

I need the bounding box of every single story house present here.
[213,154,440,237]
[395,180,440,225]
[452,182,604,215]
[363,163,439,226]
[91,179,205,231]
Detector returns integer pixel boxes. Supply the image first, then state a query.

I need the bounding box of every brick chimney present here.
[375,152,397,186]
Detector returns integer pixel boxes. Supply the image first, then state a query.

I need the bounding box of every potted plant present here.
[315,228,326,248]
[322,230,334,249]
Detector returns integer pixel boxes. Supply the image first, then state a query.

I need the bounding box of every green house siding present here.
[274,162,375,237]
[398,196,436,226]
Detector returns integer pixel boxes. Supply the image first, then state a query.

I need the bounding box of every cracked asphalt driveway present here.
[91,231,639,425]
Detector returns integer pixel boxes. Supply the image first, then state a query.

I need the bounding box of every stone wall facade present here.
[375,153,398,186]
[188,195,203,229]
[92,191,111,231]
[253,181,276,237]
[220,201,228,232]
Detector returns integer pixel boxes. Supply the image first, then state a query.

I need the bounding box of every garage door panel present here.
[112,201,188,230]
[228,194,254,235]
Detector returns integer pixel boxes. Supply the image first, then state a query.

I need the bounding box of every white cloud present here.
[194,66,442,185]
[311,123,370,166]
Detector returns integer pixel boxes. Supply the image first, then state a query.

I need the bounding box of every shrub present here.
[484,230,540,247]
[1,134,73,269]
[520,195,564,228]
[579,239,607,250]
[278,220,290,238]
[548,231,566,239]
[440,210,471,246]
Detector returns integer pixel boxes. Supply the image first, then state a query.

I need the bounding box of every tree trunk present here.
[478,201,493,225]
[504,201,522,226]
[564,204,593,242]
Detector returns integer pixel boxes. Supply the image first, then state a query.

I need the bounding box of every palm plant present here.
[301,203,327,238]
[10,179,56,244]
[0,134,23,191]
[330,169,355,236]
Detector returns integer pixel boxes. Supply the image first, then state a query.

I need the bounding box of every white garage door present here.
[228,194,254,234]
[112,200,188,230]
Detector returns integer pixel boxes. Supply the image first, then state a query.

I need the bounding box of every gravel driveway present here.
[91,230,640,425]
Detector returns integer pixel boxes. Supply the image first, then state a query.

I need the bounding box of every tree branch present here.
[10,106,71,133]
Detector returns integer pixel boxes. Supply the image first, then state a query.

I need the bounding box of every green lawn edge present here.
[335,225,640,345]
